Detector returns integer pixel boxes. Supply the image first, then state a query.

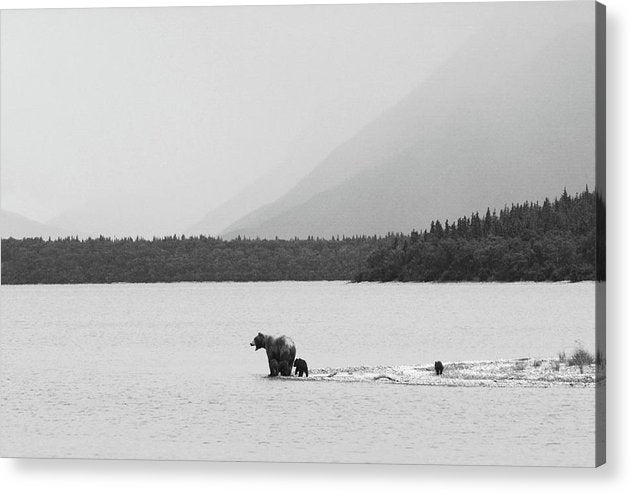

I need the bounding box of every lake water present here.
[0,281,596,466]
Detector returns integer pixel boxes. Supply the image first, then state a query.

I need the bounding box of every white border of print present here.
[0,1,629,492]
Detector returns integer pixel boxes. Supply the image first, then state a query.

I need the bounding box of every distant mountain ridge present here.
[1,209,73,239]
[221,18,595,240]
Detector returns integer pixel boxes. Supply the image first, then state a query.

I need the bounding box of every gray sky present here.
[0,2,587,237]
[0,4,487,236]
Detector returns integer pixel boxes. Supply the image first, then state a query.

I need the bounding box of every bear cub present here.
[434,361,444,375]
[294,358,309,377]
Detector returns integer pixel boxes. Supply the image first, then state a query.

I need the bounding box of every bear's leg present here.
[269,359,279,377]
[279,360,289,376]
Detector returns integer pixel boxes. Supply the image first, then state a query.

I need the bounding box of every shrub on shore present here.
[568,348,594,374]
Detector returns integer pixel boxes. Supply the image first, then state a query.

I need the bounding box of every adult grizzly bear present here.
[250,332,296,377]
[269,359,280,377]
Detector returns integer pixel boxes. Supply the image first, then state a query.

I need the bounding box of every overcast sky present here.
[0,2,587,237]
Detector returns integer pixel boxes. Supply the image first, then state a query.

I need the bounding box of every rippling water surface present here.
[0,281,596,465]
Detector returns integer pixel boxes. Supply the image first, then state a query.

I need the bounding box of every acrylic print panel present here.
[0,1,605,466]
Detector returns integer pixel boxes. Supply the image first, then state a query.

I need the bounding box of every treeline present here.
[354,187,604,282]
[0,187,603,284]
[0,234,388,284]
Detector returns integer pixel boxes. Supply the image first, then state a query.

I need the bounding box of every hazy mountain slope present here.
[186,122,347,236]
[1,209,72,239]
[223,16,595,239]
[185,170,290,237]
[46,195,201,239]
[186,94,408,237]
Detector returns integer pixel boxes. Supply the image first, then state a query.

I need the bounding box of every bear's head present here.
[293,358,303,367]
[250,332,266,351]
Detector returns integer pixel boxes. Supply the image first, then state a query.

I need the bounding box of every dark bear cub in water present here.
[434,361,444,375]
[294,358,309,377]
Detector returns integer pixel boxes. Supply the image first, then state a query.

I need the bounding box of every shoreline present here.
[305,358,601,388]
